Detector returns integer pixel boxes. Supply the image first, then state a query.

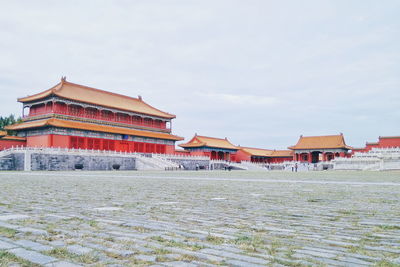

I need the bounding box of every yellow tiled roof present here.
[270,150,293,157]
[18,79,176,119]
[238,147,273,157]
[6,118,183,141]
[0,130,7,137]
[288,134,352,150]
[0,136,26,141]
[239,147,293,157]
[179,135,237,150]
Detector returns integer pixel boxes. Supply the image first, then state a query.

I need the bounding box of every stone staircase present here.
[239,161,268,170]
[334,147,400,171]
[135,154,179,170]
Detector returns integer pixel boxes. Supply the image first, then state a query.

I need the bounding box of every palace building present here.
[6,78,183,153]
[0,130,26,151]
[288,134,352,163]
[235,147,293,163]
[352,136,400,153]
[179,134,238,160]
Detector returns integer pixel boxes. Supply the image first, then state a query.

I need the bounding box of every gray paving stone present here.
[45,261,83,267]
[295,248,337,258]
[66,244,93,255]
[49,240,65,247]
[0,214,29,221]
[0,239,18,249]
[1,171,400,266]
[0,221,21,230]
[167,247,223,262]
[226,259,267,267]
[17,227,48,236]
[200,248,269,264]
[162,261,198,267]
[135,254,157,262]
[8,248,57,265]
[15,239,52,251]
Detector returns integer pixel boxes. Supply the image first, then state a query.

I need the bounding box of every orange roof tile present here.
[0,130,7,137]
[18,79,176,119]
[238,147,293,157]
[238,147,273,157]
[0,136,26,141]
[6,119,183,141]
[179,135,237,150]
[288,134,352,150]
[379,136,400,139]
[270,150,293,157]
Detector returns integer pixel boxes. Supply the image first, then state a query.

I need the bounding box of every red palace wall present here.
[269,157,292,163]
[234,150,251,162]
[379,137,400,148]
[26,134,173,154]
[0,139,26,150]
[27,135,51,147]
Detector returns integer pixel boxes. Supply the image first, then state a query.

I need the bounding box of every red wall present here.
[379,137,400,148]
[26,134,171,154]
[365,143,379,151]
[0,139,26,150]
[235,150,251,162]
[269,157,292,163]
[27,135,51,147]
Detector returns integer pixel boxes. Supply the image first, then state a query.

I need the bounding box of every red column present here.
[308,152,312,163]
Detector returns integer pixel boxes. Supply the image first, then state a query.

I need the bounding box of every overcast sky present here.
[0,0,399,149]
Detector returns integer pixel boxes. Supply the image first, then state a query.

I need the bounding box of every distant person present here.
[295,163,298,172]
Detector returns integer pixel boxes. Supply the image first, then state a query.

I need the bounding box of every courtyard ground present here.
[0,170,399,266]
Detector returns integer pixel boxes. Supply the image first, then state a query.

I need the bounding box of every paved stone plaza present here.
[0,171,399,266]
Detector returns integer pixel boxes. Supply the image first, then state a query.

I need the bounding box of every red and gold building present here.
[352,136,400,153]
[289,134,352,163]
[235,147,293,163]
[6,78,183,153]
[179,135,238,160]
[0,131,26,150]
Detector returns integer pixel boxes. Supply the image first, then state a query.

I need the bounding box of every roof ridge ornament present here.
[61,76,67,83]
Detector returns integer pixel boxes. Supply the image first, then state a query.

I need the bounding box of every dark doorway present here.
[311,151,320,163]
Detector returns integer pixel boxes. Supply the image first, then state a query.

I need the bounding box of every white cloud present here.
[0,0,399,148]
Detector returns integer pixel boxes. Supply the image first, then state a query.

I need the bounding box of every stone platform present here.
[0,171,399,266]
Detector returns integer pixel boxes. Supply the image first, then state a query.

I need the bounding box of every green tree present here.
[0,114,22,135]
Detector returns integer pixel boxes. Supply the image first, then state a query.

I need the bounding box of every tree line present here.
[0,114,22,134]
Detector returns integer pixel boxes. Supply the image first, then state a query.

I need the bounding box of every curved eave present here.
[0,136,26,141]
[289,146,351,150]
[17,81,176,119]
[6,119,183,141]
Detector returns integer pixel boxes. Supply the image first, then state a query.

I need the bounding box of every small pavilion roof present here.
[239,147,293,157]
[238,147,273,157]
[18,78,176,119]
[5,118,183,141]
[0,135,26,141]
[270,150,293,157]
[288,134,352,150]
[179,135,237,150]
[0,130,6,137]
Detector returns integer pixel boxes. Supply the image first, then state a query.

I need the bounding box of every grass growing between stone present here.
[233,234,265,252]
[45,247,99,264]
[0,226,17,238]
[151,236,205,251]
[0,251,40,267]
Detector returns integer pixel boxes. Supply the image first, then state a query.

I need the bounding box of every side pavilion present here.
[288,134,352,163]
[179,134,238,161]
